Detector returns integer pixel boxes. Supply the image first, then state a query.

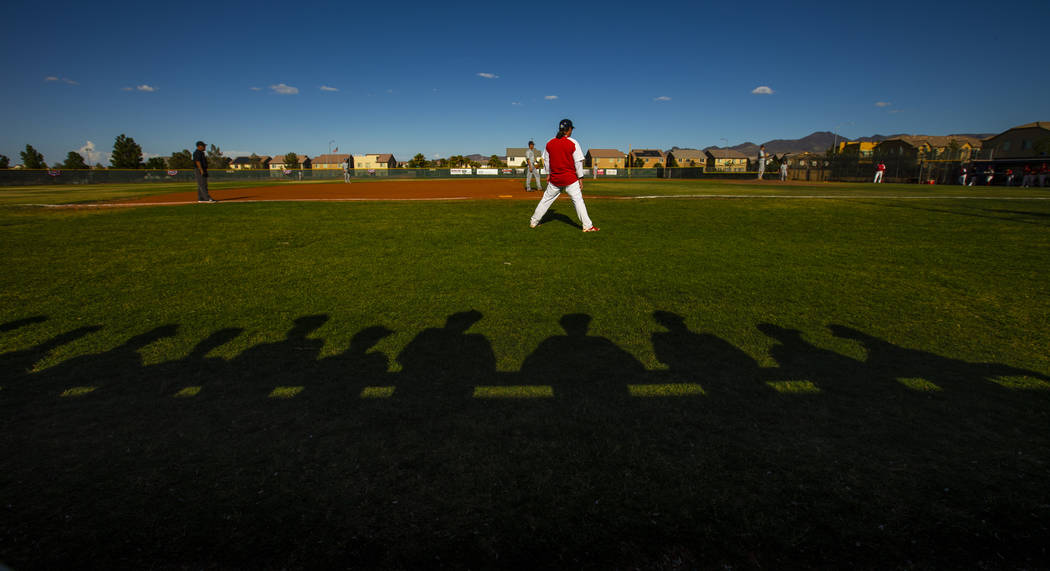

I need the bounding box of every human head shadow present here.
[396,310,495,400]
[537,209,582,230]
[221,315,329,397]
[756,322,878,396]
[650,310,764,397]
[519,313,646,400]
[316,325,394,386]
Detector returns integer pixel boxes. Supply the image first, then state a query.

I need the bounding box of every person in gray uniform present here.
[192,141,215,203]
[524,140,542,191]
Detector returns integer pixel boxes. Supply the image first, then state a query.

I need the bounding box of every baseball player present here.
[757,145,767,180]
[779,157,788,181]
[529,119,599,232]
[524,141,541,191]
[873,162,886,183]
[342,156,352,183]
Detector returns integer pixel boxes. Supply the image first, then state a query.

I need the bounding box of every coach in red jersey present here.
[528,118,599,232]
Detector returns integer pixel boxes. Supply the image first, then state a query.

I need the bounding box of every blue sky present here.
[2,0,1048,165]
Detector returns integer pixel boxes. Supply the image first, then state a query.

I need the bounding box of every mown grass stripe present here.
[174,386,202,398]
[990,376,1050,390]
[766,381,821,394]
[269,386,304,399]
[60,386,97,397]
[896,377,942,392]
[627,383,705,397]
[360,386,396,398]
[473,385,554,399]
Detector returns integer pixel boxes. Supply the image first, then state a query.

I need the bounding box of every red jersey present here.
[877,163,886,172]
[543,136,584,187]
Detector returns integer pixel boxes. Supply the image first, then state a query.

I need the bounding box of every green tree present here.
[284,152,299,170]
[168,150,194,169]
[947,139,962,161]
[408,153,427,168]
[20,145,47,169]
[0,155,9,169]
[144,157,167,169]
[249,153,263,169]
[110,134,143,168]
[666,155,678,168]
[631,155,646,168]
[93,163,106,170]
[60,151,88,170]
[207,144,231,169]
[487,155,505,168]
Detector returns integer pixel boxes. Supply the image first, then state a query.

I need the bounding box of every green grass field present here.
[2,180,1049,569]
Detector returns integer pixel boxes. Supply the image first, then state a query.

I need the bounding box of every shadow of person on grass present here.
[536,208,582,230]
[316,325,394,395]
[520,313,645,400]
[25,324,178,399]
[1,324,102,390]
[225,315,329,397]
[2,313,1049,570]
[0,315,48,333]
[650,310,764,398]
[397,310,495,401]
[828,324,1049,395]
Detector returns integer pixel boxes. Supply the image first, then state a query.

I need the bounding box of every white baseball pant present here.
[530,181,594,229]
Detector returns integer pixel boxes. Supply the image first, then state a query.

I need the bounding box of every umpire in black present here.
[193,140,216,202]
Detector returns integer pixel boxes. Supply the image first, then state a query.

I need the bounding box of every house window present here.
[1002,141,1011,151]
[1022,140,1032,150]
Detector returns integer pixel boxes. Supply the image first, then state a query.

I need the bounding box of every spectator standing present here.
[193,141,215,203]
[1022,164,1034,187]
[1039,163,1049,187]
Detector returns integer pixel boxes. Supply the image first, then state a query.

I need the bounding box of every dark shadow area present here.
[1,313,1048,570]
[651,310,764,397]
[520,313,646,400]
[537,208,583,229]
[0,324,102,385]
[0,315,48,333]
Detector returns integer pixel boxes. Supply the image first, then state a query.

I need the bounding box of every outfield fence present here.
[3,162,1033,186]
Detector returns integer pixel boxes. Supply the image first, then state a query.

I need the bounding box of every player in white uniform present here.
[757,145,767,180]
[529,119,598,232]
[524,141,541,191]
[342,157,352,183]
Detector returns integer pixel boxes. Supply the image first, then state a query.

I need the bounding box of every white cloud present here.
[654,96,671,102]
[888,109,902,114]
[875,101,892,107]
[270,83,299,95]
[121,87,133,91]
[751,86,774,95]
[320,85,339,92]
[46,76,78,85]
[136,84,156,92]
[511,101,521,106]
[544,95,558,100]
[45,76,59,82]
[477,72,499,79]
[249,86,262,91]
[77,141,106,165]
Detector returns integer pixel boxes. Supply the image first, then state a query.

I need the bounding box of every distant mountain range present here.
[677,131,995,156]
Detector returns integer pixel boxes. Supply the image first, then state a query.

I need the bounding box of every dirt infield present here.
[117,179,551,204]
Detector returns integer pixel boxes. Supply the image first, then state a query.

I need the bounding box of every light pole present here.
[328,140,336,156]
[832,122,853,154]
